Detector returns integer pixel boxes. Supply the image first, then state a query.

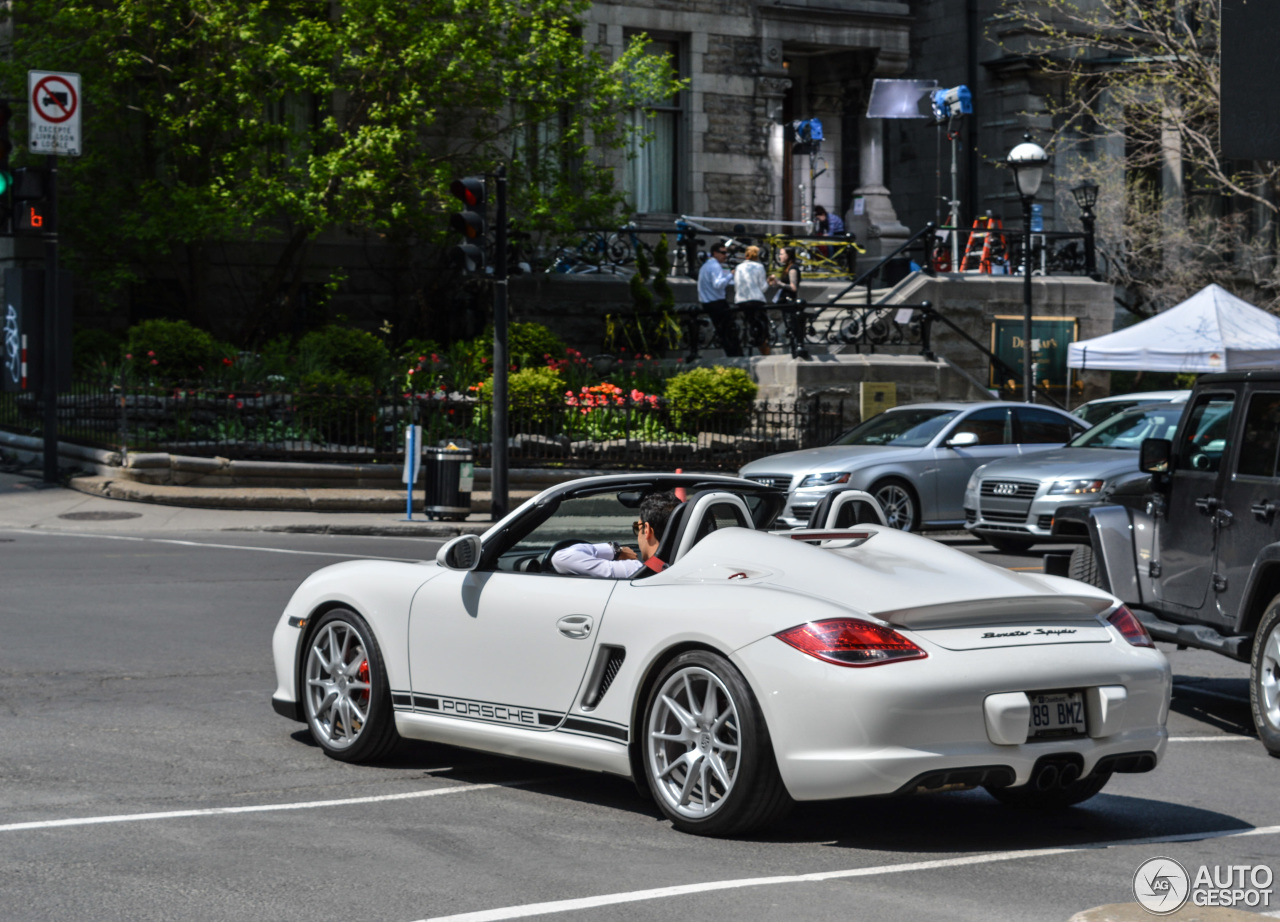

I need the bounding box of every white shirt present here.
[734,260,768,304]
[551,542,643,579]
[697,257,733,304]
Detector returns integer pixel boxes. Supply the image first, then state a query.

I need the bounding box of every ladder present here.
[961,214,1007,273]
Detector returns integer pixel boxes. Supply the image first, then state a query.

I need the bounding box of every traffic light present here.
[0,100,12,205]
[11,167,50,233]
[448,176,486,274]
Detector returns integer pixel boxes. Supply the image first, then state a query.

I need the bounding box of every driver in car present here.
[551,491,680,578]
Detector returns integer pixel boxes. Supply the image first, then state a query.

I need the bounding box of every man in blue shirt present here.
[696,243,740,357]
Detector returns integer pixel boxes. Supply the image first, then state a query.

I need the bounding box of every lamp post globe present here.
[1006,133,1048,403]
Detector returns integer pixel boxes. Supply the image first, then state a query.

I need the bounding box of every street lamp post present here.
[1006,133,1048,403]
[1072,182,1099,279]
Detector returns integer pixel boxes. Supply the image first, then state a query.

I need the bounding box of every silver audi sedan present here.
[739,401,1086,530]
[963,401,1187,552]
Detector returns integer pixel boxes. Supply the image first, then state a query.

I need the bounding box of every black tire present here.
[1250,596,1280,757]
[641,650,792,836]
[985,535,1035,554]
[1068,545,1104,587]
[302,608,399,763]
[870,478,919,531]
[984,768,1112,809]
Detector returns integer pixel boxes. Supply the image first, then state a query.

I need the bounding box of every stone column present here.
[848,117,910,259]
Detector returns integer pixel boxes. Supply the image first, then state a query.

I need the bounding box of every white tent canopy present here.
[1068,284,1280,372]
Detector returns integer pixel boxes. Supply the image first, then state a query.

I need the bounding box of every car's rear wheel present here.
[984,767,1112,809]
[1250,597,1280,757]
[303,608,399,763]
[870,478,918,531]
[985,535,1034,554]
[642,651,791,836]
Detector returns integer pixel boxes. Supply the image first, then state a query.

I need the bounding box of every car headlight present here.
[965,468,985,493]
[1047,478,1105,495]
[797,472,851,488]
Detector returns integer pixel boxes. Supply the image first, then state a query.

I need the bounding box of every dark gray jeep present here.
[1051,372,1280,756]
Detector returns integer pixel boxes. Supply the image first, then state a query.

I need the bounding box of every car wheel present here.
[870,479,918,531]
[1068,545,1104,587]
[1250,596,1280,757]
[303,608,399,763]
[642,650,792,836]
[985,535,1034,554]
[984,767,1112,809]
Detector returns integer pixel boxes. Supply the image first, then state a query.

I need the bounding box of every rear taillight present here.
[1107,605,1154,648]
[776,618,927,667]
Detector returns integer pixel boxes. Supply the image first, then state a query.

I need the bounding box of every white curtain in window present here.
[632,110,675,214]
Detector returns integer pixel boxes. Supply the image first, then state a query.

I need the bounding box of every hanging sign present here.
[28,71,82,156]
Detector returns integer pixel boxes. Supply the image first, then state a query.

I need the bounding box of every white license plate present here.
[1028,691,1086,738]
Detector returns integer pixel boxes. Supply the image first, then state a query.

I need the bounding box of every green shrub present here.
[663,365,758,434]
[124,319,221,379]
[297,325,390,379]
[397,337,444,365]
[73,328,123,372]
[475,322,567,370]
[294,369,376,426]
[474,366,565,427]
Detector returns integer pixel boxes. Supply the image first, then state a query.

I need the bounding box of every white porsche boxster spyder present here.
[271,473,1171,836]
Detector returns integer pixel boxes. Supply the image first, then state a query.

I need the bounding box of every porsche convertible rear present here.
[733,601,1169,807]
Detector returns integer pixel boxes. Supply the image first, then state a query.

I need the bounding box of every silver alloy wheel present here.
[873,482,915,530]
[1262,619,1280,731]
[647,666,741,819]
[305,619,372,751]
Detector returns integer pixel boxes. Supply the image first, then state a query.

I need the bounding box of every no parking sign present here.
[28,70,81,156]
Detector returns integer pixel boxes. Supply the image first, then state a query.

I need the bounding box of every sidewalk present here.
[0,467,503,536]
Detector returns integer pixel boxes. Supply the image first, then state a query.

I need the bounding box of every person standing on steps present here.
[697,242,739,357]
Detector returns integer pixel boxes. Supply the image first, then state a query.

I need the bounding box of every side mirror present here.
[437,534,482,570]
[946,431,979,448]
[1139,437,1172,474]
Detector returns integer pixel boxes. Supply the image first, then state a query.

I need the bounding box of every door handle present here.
[556,614,593,639]
[1194,496,1220,515]
[1251,500,1277,522]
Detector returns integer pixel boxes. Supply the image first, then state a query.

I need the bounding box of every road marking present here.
[416,825,1280,922]
[0,529,424,562]
[1168,735,1255,742]
[0,782,504,833]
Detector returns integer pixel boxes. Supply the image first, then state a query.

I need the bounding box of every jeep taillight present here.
[1107,605,1154,648]
[776,618,927,667]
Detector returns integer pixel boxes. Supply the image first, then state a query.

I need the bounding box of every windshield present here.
[1069,405,1184,450]
[831,408,960,447]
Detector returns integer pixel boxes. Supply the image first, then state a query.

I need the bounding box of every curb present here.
[67,474,539,515]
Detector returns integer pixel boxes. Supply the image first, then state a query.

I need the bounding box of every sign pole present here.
[41,154,58,483]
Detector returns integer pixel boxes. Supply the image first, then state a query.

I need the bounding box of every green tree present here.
[1,1,680,334]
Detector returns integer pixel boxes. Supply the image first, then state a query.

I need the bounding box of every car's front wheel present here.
[1250,596,1280,757]
[642,651,791,836]
[870,478,918,531]
[303,608,399,763]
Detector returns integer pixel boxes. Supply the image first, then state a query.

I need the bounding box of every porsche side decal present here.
[392,690,628,743]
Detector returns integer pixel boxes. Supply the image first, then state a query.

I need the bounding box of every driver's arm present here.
[551,542,643,578]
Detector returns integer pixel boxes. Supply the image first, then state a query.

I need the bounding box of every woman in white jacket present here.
[733,245,773,355]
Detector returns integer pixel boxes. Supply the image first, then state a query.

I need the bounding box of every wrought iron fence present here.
[0,375,847,471]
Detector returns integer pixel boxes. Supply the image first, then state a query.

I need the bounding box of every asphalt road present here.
[0,526,1276,922]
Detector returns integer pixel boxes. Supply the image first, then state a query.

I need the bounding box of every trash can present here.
[422,443,474,521]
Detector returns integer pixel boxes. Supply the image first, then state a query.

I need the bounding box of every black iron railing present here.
[0,377,846,471]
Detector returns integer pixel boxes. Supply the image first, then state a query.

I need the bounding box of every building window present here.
[628,38,681,215]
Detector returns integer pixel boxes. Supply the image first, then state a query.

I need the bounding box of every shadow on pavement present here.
[1170,675,1255,737]
[345,737,1252,851]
